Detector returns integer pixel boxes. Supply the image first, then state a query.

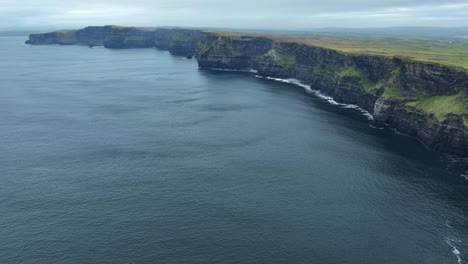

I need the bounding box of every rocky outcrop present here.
[75,26,112,45]
[168,29,203,55]
[154,28,173,49]
[27,27,111,45]
[103,27,157,49]
[396,59,468,95]
[28,31,77,45]
[198,33,468,156]
[28,32,58,45]
[197,34,273,70]
[373,100,468,155]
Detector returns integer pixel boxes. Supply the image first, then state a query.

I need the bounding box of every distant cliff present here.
[26,26,202,55]
[27,26,112,46]
[26,27,468,156]
[166,29,203,55]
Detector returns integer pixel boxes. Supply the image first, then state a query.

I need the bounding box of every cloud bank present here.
[1,0,468,30]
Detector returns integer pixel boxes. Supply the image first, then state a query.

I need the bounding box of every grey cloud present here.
[0,0,467,30]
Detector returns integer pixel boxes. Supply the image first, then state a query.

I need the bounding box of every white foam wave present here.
[443,156,468,181]
[461,174,468,181]
[205,67,257,73]
[446,238,463,264]
[370,125,385,130]
[256,76,374,121]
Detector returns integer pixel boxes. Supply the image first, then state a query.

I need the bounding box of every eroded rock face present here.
[75,26,112,45]
[103,28,157,49]
[154,28,173,49]
[197,33,468,156]
[27,26,160,48]
[397,60,468,95]
[373,100,468,155]
[28,32,63,45]
[26,27,205,53]
[197,34,273,71]
[27,27,110,45]
[25,27,468,155]
[168,29,203,55]
[352,55,393,83]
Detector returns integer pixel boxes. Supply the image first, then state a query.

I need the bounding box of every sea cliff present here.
[26,27,468,156]
[197,33,468,155]
[26,26,201,54]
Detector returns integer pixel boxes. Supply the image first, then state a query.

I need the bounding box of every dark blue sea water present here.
[1,36,468,264]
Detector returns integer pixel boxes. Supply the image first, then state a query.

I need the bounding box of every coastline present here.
[25,26,468,156]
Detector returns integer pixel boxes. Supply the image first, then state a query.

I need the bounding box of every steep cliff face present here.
[25,27,468,155]
[27,27,111,45]
[26,27,204,52]
[168,29,203,55]
[154,28,173,49]
[26,26,158,48]
[373,99,468,155]
[28,32,61,45]
[198,33,468,155]
[198,34,273,70]
[103,27,156,49]
[396,59,468,95]
[28,31,78,45]
[75,26,112,45]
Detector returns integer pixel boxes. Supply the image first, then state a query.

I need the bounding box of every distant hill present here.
[305,27,468,41]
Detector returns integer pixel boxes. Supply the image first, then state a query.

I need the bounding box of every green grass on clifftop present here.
[214,31,468,70]
[273,35,468,70]
[406,92,468,122]
[56,31,78,44]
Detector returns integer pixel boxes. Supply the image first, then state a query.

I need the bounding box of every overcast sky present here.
[1,0,468,30]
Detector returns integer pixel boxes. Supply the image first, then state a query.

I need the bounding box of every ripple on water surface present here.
[0,37,468,264]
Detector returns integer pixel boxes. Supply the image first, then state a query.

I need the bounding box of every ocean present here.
[1,36,468,264]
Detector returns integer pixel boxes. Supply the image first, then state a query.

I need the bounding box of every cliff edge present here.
[26,26,202,55]
[197,33,468,155]
[26,27,468,156]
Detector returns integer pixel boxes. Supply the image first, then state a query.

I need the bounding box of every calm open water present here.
[1,36,468,264]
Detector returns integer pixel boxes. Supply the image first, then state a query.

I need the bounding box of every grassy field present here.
[213,31,468,70]
[109,25,157,31]
[406,92,468,122]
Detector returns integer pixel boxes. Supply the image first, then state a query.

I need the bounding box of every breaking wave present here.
[446,238,463,264]
[204,68,258,73]
[256,76,374,121]
[444,156,468,181]
[201,68,374,121]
